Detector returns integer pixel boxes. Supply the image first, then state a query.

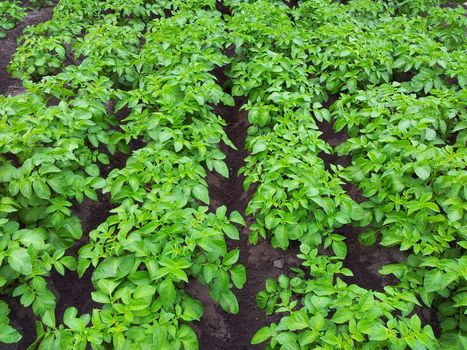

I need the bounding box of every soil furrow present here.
[197,58,300,347]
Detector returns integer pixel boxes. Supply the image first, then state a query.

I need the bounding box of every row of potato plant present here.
[299,1,466,348]
[225,0,465,349]
[7,0,217,81]
[1,0,154,341]
[0,0,143,345]
[1,0,247,349]
[0,0,54,38]
[330,82,466,349]
[1,0,465,348]
[0,1,25,38]
[67,9,244,350]
[0,86,112,344]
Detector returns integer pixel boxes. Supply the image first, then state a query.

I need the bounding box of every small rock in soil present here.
[273,259,284,269]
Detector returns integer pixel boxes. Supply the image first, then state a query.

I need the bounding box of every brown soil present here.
[338,226,406,290]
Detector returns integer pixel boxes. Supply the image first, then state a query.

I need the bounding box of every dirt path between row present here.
[190,59,300,348]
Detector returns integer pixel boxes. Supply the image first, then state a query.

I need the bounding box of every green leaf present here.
[181,299,203,321]
[251,326,274,345]
[265,214,279,230]
[33,179,51,199]
[332,241,347,259]
[84,164,100,177]
[60,256,77,271]
[223,249,240,266]
[91,291,111,304]
[203,264,216,284]
[331,308,353,324]
[14,230,46,250]
[424,270,456,292]
[134,285,156,300]
[192,184,210,205]
[213,160,229,178]
[177,325,199,349]
[0,324,22,343]
[159,130,172,143]
[63,307,79,329]
[42,309,55,329]
[8,248,32,275]
[223,224,240,240]
[93,256,134,281]
[414,165,431,180]
[159,279,176,307]
[230,211,246,226]
[367,323,388,341]
[97,279,119,295]
[252,141,267,154]
[453,292,467,307]
[287,310,309,331]
[358,230,377,246]
[219,290,239,314]
[347,78,357,93]
[410,315,421,332]
[199,238,226,257]
[230,264,246,289]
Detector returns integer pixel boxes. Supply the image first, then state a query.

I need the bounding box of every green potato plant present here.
[0,1,25,38]
[1,0,466,348]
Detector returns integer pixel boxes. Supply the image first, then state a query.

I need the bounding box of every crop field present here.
[0,0,466,349]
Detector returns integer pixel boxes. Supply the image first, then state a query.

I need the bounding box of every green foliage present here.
[0,1,26,38]
[253,245,437,350]
[0,301,21,343]
[1,0,466,348]
[28,0,53,8]
[383,0,464,16]
[332,83,466,349]
[1,0,243,348]
[228,0,466,349]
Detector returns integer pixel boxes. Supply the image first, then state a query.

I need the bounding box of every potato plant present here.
[0,1,26,38]
[0,0,465,349]
[226,0,466,349]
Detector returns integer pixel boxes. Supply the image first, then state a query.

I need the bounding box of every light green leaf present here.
[193,184,210,205]
[332,241,347,259]
[230,211,246,226]
[414,165,431,180]
[159,280,176,307]
[219,290,239,314]
[213,160,229,178]
[331,308,353,324]
[230,264,246,289]
[0,324,22,343]
[8,248,32,275]
[33,179,51,199]
[251,326,274,345]
[252,141,267,154]
[287,310,310,331]
[223,249,240,266]
[367,323,388,341]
